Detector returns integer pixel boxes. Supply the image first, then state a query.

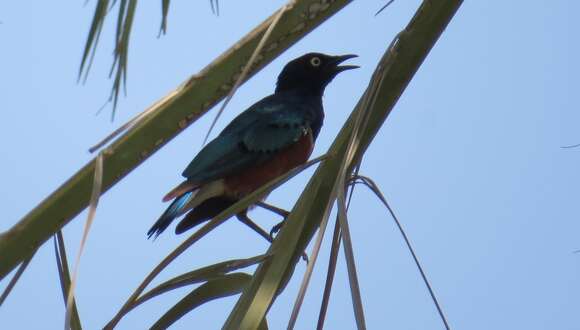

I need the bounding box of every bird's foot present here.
[269,220,284,240]
[269,220,308,263]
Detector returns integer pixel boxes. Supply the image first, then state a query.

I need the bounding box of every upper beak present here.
[330,54,360,72]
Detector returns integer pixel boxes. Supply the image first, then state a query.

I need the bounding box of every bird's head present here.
[275,53,359,96]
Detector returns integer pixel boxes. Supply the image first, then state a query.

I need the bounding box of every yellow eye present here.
[310,57,322,67]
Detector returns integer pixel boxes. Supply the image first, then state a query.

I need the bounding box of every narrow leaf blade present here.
[150,273,252,330]
[128,254,268,313]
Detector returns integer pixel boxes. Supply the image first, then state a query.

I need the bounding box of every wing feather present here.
[181,99,312,183]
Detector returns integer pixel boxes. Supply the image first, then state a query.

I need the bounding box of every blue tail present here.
[147,191,193,239]
[175,197,237,234]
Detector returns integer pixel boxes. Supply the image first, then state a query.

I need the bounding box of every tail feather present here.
[175,197,237,234]
[147,191,194,239]
[149,179,230,238]
[163,181,198,202]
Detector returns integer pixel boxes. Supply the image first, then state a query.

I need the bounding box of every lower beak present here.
[332,54,360,72]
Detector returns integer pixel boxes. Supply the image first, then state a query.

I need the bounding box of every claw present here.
[269,220,308,263]
[269,220,284,239]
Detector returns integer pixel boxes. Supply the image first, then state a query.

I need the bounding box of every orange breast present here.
[224,129,314,197]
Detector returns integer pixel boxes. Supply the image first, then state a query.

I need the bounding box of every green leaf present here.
[223,1,464,329]
[79,0,109,81]
[125,254,268,315]
[0,0,351,280]
[0,250,35,307]
[150,273,252,330]
[105,155,325,329]
[53,232,83,330]
[350,175,450,329]
[159,0,171,35]
[109,0,138,117]
[0,0,353,282]
[114,0,129,47]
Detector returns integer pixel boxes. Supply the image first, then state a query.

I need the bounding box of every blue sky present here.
[1,1,579,329]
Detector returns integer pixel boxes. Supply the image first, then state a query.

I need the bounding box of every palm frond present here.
[53,232,83,330]
[79,0,137,118]
[0,0,354,281]
[203,3,288,144]
[335,190,366,328]
[150,273,252,329]
[105,155,326,329]
[64,152,103,330]
[0,250,35,307]
[210,0,220,16]
[350,175,450,329]
[118,254,268,318]
[315,218,341,330]
[224,1,464,328]
[375,0,396,16]
[79,0,109,83]
[159,0,171,35]
[561,143,580,148]
[107,0,137,117]
[316,167,360,329]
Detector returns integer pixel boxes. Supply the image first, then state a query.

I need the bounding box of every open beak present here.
[330,54,360,72]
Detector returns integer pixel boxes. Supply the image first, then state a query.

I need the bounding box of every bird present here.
[147,52,358,239]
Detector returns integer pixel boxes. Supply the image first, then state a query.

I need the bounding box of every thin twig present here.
[324,35,401,328]
[202,4,288,144]
[561,143,580,149]
[65,152,104,330]
[89,89,180,153]
[210,0,220,16]
[316,166,359,329]
[0,0,356,283]
[375,0,396,16]
[286,186,336,330]
[53,232,82,330]
[316,218,341,330]
[315,31,425,329]
[350,175,450,330]
[92,1,286,151]
[125,254,269,317]
[105,155,326,329]
[54,235,65,295]
[322,47,391,330]
[0,251,35,306]
[336,185,366,329]
[286,158,346,329]
[226,1,465,326]
[289,79,378,329]
[330,61,389,326]
[289,33,391,329]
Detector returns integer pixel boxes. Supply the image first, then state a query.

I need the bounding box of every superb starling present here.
[147,53,358,239]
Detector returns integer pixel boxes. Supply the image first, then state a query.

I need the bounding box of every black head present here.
[275,53,359,96]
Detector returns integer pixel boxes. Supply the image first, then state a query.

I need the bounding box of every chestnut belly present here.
[224,130,314,197]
